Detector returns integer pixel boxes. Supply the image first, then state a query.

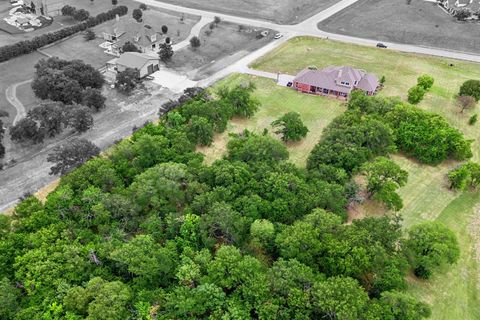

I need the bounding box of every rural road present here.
[137,0,480,63]
[5,79,32,125]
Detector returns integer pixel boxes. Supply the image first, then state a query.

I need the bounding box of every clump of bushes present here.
[407,74,434,104]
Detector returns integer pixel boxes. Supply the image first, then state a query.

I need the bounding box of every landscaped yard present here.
[318,0,480,54]
[96,6,200,46]
[199,73,345,165]
[217,36,480,319]
[155,0,340,24]
[167,21,274,80]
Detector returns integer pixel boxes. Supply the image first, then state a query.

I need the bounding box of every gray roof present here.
[293,66,379,94]
[116,52,159,70]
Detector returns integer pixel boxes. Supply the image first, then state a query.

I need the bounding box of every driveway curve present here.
[6,79,32,125]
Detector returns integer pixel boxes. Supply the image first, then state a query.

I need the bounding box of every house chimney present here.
[115,14,120,22]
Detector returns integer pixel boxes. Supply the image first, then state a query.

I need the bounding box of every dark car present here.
[376,43,387,48]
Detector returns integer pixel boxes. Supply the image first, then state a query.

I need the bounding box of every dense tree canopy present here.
[0,81,463,319]
[271,111,309,142]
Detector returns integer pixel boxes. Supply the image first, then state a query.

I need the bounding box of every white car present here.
[274,33,283,39]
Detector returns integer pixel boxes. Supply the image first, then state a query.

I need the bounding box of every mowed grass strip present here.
[198,73,346,166]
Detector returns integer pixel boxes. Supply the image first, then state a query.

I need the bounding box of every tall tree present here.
[271,112,309,142]
[47,139,100,175]
[406,222,460,279]
[159,43,174,62]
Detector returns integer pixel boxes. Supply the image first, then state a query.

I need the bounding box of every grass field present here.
[198,73,345,166]
[167,22,274,80]
[318,0,480,54]
[155,0,340,24]
[224,37,480,319]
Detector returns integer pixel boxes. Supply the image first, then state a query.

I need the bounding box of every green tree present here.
[312,277,369,320]
[115,67,139,94]
[380,291,431,320]
[407,222,460,279]
[448,162,480,190]
[159,43,174,62]
[84,29,95,41]
[459,79,480,101]
[187,115,214,146]
[190,36,201,49]
[271,112,309,142]
[217,82,260,118]
[121,41,141,53]
[110,235,177,285]
[132,8,143,22]
[47,139,100,175]
[417,75,434,91]
[0,278,19,319]
[226,130,289,164]
[407,85,425,104]
[66,105,94,133]
[362,157,408,210]
[82,88,106,112]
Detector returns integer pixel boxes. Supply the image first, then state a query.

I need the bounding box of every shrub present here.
[386,104,473,164]
[132,8,142,22]
[139,3,147,10]
[469,114,478,125]
[407,85,425,104]
[271,112,309,142]
[448,162,480,190]
[459,80,480,101]
[417,74,434,91]
[84,29,95,41]
[190,36,201,49]
[161,25,168,34]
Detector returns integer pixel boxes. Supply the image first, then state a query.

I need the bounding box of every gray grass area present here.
[318,0,480,54]
[155,0,340,24]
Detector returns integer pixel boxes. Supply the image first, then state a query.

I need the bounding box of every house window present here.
[345,82,350,86]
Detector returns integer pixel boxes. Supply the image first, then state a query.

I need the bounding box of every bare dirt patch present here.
[318,0,480,54]
[155,0,341,24]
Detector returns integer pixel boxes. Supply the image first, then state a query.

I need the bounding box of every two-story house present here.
[102,15,163,56]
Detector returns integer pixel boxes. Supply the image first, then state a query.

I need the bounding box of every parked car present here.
[287,82,293,87]
[274,33,283,39]
[376,43,387,48]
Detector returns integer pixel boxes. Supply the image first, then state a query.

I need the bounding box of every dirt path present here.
[5,79,32,125]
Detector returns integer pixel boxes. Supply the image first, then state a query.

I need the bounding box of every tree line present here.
[0,82,462,319]
[0,6,128,63]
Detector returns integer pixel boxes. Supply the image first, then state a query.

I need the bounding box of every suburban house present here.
[292,66,379,99]
[104,52,160,83]
[27,0,64,16]
[102,15,164,56]
[438,0,479,15]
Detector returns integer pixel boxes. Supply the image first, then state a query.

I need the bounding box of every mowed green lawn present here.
[199,73,346,166]
[213,37,480,319]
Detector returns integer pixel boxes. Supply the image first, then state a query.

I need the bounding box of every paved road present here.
[137,0,480,63]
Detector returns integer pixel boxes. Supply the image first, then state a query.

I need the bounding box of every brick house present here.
[102,15,163,56]
[292,66,379,99]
